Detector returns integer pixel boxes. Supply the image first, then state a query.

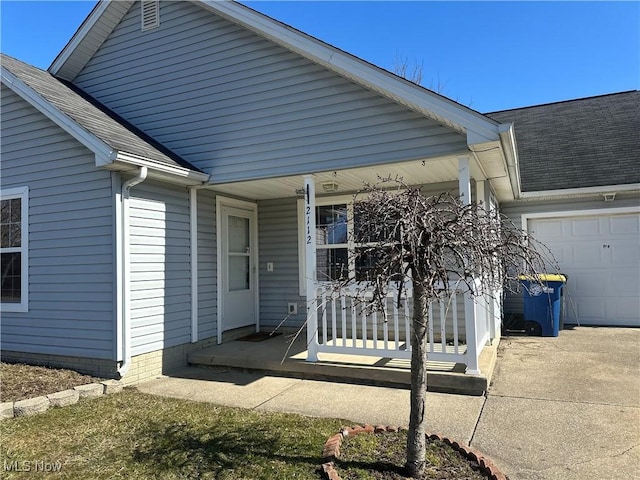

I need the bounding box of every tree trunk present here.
[405,281,429,478]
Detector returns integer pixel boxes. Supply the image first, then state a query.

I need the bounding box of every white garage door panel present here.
[611,215,639,234]
[612,244,640,266]
[613,270,640,294]
[571,217,601,236]
[529,212,640,327]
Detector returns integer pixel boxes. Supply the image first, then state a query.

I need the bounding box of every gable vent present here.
[141,0,160,31]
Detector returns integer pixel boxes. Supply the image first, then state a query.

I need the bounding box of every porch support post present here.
[458,155,471,205]
[304,175,319,362]
[460,155,480,373]
[475,179,499,343]
[464,290,481,374]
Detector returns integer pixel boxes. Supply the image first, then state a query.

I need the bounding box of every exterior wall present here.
[0,85,115,360]
[1,336,219,383]
[0,350,118,379]
[500,192,640,317]
[257,197,305,331]
[196,189,217,340]
[120,336,218,385]
[128,179,193,356]
[72,1,467,183]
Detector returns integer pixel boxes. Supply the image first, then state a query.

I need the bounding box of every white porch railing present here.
[301,175,501,375]
[307,281,500,375]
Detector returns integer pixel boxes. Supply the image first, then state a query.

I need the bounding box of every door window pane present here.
[228,216,249,253]
[229,256,250,291]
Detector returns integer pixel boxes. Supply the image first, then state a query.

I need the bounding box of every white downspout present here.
[190,187,198,343]
[117,167,148,378]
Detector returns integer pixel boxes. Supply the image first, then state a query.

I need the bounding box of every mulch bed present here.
[321,425,508,480]
[0,362,103,403]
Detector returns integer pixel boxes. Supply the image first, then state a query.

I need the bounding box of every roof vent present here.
[141,0,160,32]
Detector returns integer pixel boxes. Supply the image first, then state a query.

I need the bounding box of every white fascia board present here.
[114,152,210,183]
[1,67,116,165]
[200,1,500,142]
[468,124,520,202]
[520,183,640,200]
[498,123,522,200]
[48,0,111,77]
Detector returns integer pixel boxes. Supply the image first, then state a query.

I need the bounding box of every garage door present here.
[528,213,640,326]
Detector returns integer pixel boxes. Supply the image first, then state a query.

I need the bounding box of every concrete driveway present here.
[472,326,640,480]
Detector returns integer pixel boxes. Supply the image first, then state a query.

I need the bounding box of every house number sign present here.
[305,184,312,245]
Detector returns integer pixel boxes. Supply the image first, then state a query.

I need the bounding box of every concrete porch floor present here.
[187,333,498,395]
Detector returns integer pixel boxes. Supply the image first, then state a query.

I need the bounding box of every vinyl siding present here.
[129,180,192,355]
[196,189,217,339]
[73,0,467,183]
[258,197,304,330]
[0,85,115,359]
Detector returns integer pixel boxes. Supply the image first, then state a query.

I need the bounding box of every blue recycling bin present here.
[519,274,567,337]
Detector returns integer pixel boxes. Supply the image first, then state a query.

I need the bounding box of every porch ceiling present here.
[205,154,487,200]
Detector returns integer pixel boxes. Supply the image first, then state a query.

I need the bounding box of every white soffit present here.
[49,1,135,80]
[205,155,489,200]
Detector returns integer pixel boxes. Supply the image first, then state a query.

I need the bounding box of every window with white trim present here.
[298,195,400,294]
[1,186,28,312]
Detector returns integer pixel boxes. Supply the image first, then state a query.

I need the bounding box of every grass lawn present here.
[1,389,343,479]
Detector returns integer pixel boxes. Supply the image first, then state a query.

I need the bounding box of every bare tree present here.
[393,53,424,85]
[333,178,554,477]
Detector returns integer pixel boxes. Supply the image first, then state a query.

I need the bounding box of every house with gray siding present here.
[1,0,638,384]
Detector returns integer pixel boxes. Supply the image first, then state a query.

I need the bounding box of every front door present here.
[220,203,257,336]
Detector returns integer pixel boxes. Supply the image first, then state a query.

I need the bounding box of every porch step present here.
[187,334,498,396]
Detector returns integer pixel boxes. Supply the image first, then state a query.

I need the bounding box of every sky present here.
[0,1,638,113]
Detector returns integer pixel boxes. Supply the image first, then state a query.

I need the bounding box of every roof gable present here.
[50,0,504,146]
[1,53,207,183]
[489,91,640,193]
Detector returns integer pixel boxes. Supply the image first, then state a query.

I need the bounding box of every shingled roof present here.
[489,91,640,193]
[1,53,203,175]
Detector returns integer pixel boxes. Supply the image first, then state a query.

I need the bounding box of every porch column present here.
[458,155,471,205]
[464,290,481,374]
[304,175,319,362]
[460,156,479,373]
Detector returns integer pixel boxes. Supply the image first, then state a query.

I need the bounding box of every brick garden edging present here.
[0,380,123,420]
[320,424,509,480]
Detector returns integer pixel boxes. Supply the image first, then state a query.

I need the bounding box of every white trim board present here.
[519,183,640,200]
[521,206,640,233]
[0,186,29,313]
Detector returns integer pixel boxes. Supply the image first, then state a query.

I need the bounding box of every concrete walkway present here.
[137,326,640,480]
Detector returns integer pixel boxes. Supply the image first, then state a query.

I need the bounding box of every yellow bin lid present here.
[518,273,566,282]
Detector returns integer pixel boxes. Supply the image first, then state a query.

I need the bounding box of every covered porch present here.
[195,143,515,392]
